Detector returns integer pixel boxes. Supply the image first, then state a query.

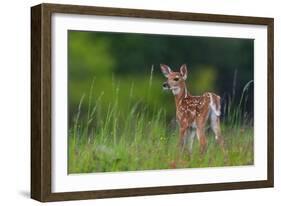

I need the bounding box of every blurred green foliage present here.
[68,30,254,123]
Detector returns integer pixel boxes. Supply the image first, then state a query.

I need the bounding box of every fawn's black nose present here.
[162,82,169,89]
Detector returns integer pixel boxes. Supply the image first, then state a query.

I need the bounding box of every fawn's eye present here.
[173,77,179,81]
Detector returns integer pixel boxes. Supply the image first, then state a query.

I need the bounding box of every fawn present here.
[161,64,224,154]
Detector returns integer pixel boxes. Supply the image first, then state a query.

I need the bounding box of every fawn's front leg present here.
[179,127,188,153]
[186,128,196,154]
[196,126,207,154]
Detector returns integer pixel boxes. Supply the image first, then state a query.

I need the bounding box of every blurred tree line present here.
[68,30,254,123]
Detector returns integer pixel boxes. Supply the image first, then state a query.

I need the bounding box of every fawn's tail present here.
[209,93,221,116]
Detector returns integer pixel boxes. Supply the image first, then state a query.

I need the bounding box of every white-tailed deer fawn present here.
[161,64,224,154]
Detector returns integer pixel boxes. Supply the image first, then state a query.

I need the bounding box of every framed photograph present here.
[31,3,274,202]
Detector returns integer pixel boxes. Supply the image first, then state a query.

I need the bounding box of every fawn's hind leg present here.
[210,111,225,151]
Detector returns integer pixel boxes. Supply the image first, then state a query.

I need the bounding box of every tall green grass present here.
[222,70,254,128]
[68,68,254,173]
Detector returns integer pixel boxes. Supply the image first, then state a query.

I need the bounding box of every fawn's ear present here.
[160,64,172,78]
[180,64,188,80]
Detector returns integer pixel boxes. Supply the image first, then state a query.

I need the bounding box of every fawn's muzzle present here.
[162,82,170,90]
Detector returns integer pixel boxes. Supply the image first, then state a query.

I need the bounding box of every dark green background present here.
[68,30,254,124]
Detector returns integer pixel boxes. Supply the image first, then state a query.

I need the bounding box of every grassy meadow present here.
[68,71,254,173]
